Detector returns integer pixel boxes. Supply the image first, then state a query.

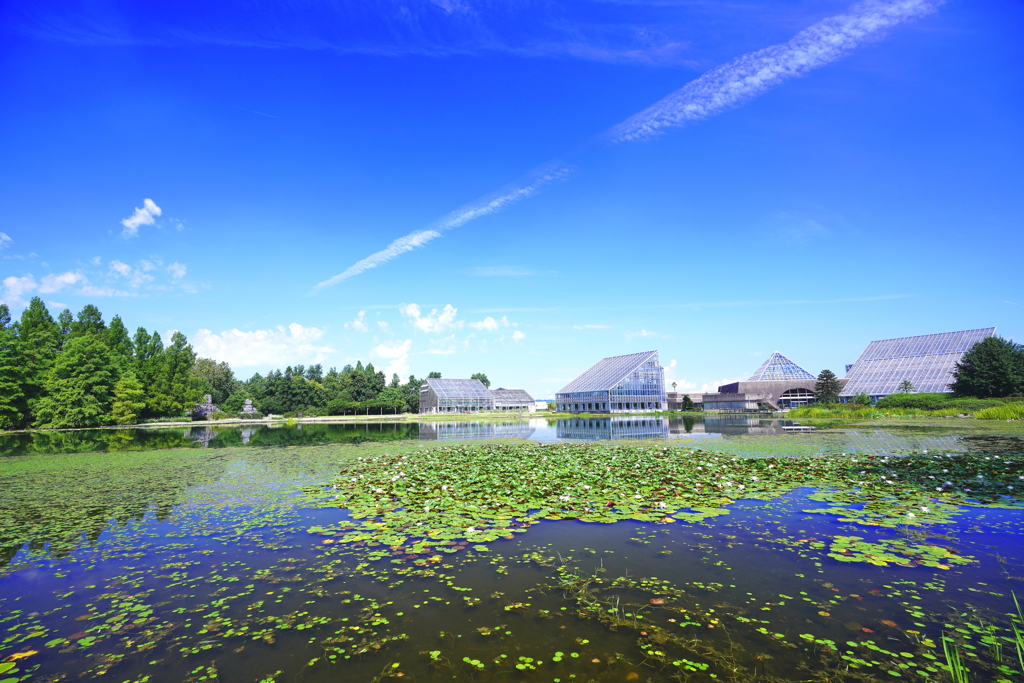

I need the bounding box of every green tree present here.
[897,379,914,394]
[814,369,841,405]
[427,371,441,379]
[33,335,117,428]
[13,297,60,419]
[71,304,106,339]
[0,304,10,330]
[950,336,1024,398]
[56,308,73,351]
[149,332,201,416]
[470,372,491,388]
[680,395,695,411]
[192,357,238,405]
[106,315,134,370]
[111,371,147,425]
[0,326,28,429]
[853,392,872,406]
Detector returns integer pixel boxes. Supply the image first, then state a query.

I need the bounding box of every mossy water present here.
[2,426,1024,683]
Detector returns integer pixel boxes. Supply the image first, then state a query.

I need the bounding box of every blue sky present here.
[1,0,1021,398]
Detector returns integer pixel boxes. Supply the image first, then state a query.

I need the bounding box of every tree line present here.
[0,297,495,429]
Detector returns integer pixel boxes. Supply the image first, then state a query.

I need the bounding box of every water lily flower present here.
[906,512,916,518]
[634,495,643,500]
[920,506,929,513]
[583,485,591,490]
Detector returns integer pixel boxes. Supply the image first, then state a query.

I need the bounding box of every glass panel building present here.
[840,327,996,400]
[490,388,535,411]
[748,352,816,382]
[555,350,667,413]
[419,378,494,414]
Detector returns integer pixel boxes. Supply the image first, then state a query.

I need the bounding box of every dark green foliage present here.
[0,327,28,429]
[0,304,10,329]
[814,369,841,405]
[897,379,914,394]
[70,304,106,339]
[33,335,117,428]
[470,372,490,388]
[853,392,872,405]
[192,357,239,405]
[106,315,134,369]
[427,371,441,379]
[13,297,60,414]
[680,395,695,411]
[56,308,73,351]
[951,335,1024,398]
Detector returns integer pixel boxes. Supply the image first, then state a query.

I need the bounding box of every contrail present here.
[310,162,571,291]
[314,0,941,290]
[608,0,942,142]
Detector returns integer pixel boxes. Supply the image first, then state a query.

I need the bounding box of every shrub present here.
[975,403,1024,420]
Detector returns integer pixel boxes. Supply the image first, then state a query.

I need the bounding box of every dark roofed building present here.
[706,352,848,411]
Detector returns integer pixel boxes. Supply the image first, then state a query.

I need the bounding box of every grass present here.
[975,403,1024,420]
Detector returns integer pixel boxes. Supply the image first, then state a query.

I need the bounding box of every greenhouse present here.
[555,350,667,414]
[419,378,494,414]
[840,327,996,400]
[490,388,535,412]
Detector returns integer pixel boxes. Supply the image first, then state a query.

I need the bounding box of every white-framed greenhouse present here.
[419,378,493,414]
[555,350,667,414]
[490,388,535,412]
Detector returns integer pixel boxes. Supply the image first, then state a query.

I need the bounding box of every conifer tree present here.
[106,315,134,370]
[814,369,841,405]
[0,326,28,429]
[111,371,147,425]
[33,335,117,428]
[13,297,60,420]
[56,308,73,351]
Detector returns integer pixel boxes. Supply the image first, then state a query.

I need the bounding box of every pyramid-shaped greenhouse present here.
[747,352,815,382]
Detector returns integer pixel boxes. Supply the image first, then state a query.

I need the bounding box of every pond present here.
[1,422,1023,683]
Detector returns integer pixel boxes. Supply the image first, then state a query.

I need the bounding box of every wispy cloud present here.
[40,271,86,293]
[573,324,611,329]
[314,0,939,286]
[311,163,572,291]
[345,310,370,333]
[120,198,162,238]
[608,0,942,142]
[625,329,671,340]
[0,233,11,250]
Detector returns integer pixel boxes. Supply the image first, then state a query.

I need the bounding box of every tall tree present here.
[0,326,28,429]
[950,336,1024,398]
[0,304,10,330]
[71,304,106,338]
[56,308,73,351]
[33,334,117,428]
[151,331,201,416]
[111,371,147,425]
[470,372,491,388]
[814,369,841,405]
[192,357,237,405]
[13,297,60,419]
[106,315,134,370]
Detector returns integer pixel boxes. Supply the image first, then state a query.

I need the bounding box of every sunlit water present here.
[2,423,1023,683]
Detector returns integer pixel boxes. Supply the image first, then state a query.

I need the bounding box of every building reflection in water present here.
[558,417,675,441]
[418,421,536,441]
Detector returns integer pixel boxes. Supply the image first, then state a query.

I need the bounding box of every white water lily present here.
[920,506,929,513]
[906,512,916,518]
[583,485,592,490]
[634,495,643,500]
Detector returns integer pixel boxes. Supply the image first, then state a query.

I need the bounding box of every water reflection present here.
[418,420,535,441]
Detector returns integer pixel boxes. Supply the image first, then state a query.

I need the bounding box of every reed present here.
[942,634,969,683]
[975,403,1024,420]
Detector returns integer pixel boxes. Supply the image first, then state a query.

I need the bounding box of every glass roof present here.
[840,327,996,397]
[424,378,492,400]
[747,352,816,381]
[491,388,535,403]
[557,351,660,395]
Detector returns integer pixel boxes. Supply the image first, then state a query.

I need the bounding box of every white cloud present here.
[77,285,135,297]
[608,0,942,142]
[0,233,11,249]
[89,256,102,265]
[120,198,163,238]
[345,310,370,333]
[48,301,67,309]
[512,330,526,342]
[167,262,187,279]
[377,321,389,331]
[1,274,37,308]
[39,271,85,293]
[109,260,132,277]
[191,323,334,367]
[625,329,670,340]
[311,229,442,290]
[372,339,413,378]
[468,315,511,332]
[574,324,611,330]
[402,303,462,334]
